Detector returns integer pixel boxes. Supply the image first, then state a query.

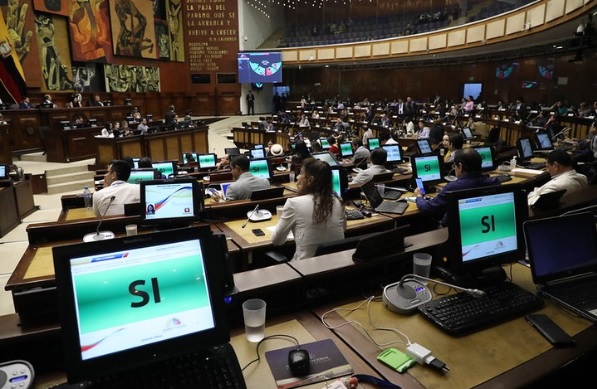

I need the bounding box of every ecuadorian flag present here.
[0,10,27,104]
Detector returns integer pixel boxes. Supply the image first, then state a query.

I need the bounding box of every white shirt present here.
[93,181,140,217]
[351,164,391,185]
[527,170,588,205]
[272,194,346,261]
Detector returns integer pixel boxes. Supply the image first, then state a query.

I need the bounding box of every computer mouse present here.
[288,348,310,376]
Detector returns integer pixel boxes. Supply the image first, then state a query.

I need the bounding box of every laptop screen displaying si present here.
[53,227,230,383]
[525,212,597,284]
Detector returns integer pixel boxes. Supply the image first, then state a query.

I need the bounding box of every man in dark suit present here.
[164,105,177,126]
[19,97,33,109]
[91,95,104,106]
[246,91,255,115]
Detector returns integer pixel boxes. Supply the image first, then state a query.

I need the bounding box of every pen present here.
[242,204,260,228]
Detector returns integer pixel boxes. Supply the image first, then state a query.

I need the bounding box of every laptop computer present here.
[52,227,247,387]
[360,180,408,215]
[525,212,597,322]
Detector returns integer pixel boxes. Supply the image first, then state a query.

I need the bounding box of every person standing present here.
[164,105,177,126]
[272,158,346,261]
[246,90,255,115]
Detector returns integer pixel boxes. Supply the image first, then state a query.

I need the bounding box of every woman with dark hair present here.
[291,139,312,165]
[272,158,346,261]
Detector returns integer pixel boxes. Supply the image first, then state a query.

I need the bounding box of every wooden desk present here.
[0,123,11,163]
[41,125,101,162]
[0,185,19,237]
[311,263,595,389]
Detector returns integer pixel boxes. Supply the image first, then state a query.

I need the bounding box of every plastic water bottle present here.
[510,156,517,171]
[83,186,92,209]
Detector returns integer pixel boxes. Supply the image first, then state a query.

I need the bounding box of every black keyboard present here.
[520,161,546,170]
[382,190,402,200]
[417,282,544,336]
[79,344,246,389]
[345,209,365,220]
[391,167,409,174]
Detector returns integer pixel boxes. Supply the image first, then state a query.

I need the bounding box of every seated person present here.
[327,135,339,156]
[415,120,430,139]
[137,117,150,134]
[272,158,346,261]
[528,150,588,206]
[344,138,370,168]
[93,160,141,217]
[211,155,270,201]
[414,148,500,227]
[291,140,313,167]
[350,147,391,186]
[215,154,231,171]
[443,133,464,164]
[138,156,153,168]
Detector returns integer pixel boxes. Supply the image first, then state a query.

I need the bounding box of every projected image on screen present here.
[412,155,441,182]
[458,192,517,262]
[249,159,271,179]
[238,52,282,83]
[69,239,214,360]
[144,182,195,220]
[198,154,217,169]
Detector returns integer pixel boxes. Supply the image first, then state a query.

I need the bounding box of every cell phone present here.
[525,314,576,347]
[252,228,265,236]
[415,177,425,195]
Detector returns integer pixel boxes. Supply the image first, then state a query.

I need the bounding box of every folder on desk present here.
[525,212,597,322]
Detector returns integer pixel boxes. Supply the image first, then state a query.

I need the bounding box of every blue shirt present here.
[415,172,500,227]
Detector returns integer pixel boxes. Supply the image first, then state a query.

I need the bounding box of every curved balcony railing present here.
[279,0,595,66]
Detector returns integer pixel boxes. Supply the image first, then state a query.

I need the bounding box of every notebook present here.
[361,180,408,215]
[52,226,247,387]
[525,212,597,322]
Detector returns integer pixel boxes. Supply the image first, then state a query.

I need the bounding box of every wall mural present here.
[6,0,34,63]
[109,0,156,58]
[34,13,73,90]
[69,0,113,62]
[166,0,182,62]
[104,63,160,92]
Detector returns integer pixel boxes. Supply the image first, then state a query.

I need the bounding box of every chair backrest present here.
[372,172,395,182]
[314,235,363,256]
[249,186,285,201]
[209,171,233,182]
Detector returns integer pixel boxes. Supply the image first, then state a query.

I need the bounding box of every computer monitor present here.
[139,178,203,229]
[52,226,229,383]
[445,185,527,286]
[382,143,403,165]
[0,164,9,179]
[320,138,331,150]
[535,132,554,150]
[312,151,340,166]
[331,166,348,199]
[87,118,97,127]
[197,153,217,169]
[367,138,380,150]
[517,137,534,161]
[472,146,495,171]
[411,154,442,192]
[131,157,141,169]
[254,144,264,149]
[127,168,159,184]
[248,158,272,180]
[339,142,353,158]
[415,139,433,155]
[152,161,177,178]
[461,127,474,140]
[250,148,266,159]
[181,152,199,165]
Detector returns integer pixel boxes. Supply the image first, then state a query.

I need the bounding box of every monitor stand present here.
[435,265,507,288]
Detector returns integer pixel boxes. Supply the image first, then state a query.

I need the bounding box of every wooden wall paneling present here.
[191,128,209,154]
[119,138,144,160]
[0,124,11,164]
[165,134,180,161]
[147,136,166,161]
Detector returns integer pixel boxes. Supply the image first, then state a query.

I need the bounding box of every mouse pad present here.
[264,338,353,388]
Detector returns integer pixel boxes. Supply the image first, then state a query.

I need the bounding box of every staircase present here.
[45,165,96,194]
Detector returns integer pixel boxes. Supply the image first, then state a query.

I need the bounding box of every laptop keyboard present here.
[79,344,246,389]
[544,276,597,310]
[382,190,402,200]
[375,201,408,214]
[345,209,365,220]
[417,282,544,336]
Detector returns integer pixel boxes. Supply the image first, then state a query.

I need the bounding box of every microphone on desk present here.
[382,273,486,314]
[83,195,116,242]
[242,204,260,228]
